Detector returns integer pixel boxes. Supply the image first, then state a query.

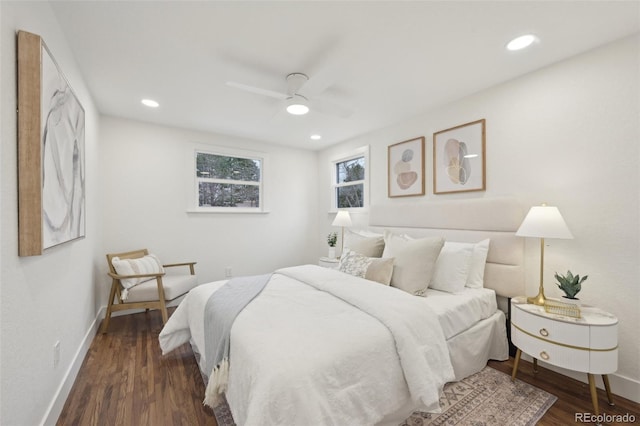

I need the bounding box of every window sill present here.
[187,209,270,214]
[328,208,368,214]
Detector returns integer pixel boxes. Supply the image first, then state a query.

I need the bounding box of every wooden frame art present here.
[388,136,425,198]
[18,31,86,256]
[433,119,486,195]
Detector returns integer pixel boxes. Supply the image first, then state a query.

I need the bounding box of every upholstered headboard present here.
[369,197,525,298]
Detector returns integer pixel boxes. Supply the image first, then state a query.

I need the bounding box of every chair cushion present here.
[126,274,198,303]
[111,254,164,290]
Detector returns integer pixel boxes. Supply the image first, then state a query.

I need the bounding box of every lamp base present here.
[527,291,546,306]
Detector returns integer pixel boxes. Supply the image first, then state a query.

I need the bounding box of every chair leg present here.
[156,277,169,324]
[101,280,119,333]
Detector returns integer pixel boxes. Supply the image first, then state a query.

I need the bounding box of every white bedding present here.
[160,265,456,426]
[420,287,497,339]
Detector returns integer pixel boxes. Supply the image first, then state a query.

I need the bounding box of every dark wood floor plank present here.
[57,309,216,426]
[58,309,639,425]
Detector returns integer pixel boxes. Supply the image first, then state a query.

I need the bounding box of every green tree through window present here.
[335,156,365,208]
[196,152,261,208]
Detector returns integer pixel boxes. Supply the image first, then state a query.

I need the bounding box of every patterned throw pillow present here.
[339,249,394,285]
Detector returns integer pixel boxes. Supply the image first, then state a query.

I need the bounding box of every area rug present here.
[212,366,557,426]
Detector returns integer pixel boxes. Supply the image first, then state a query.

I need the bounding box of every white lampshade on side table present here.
[332,211,352,254]
[516,204,573,305]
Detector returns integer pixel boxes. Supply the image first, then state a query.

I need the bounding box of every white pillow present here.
[111,254,164,294]
[430,243,474,293]
[344,229,385,257]
[339,249,395,285]
[466,239,490,288]
[382,231,444,296]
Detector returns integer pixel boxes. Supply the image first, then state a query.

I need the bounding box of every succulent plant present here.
[555,270,588,299]
[327,232,338,247]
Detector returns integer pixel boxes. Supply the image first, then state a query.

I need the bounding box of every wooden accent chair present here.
[102,249,197,333]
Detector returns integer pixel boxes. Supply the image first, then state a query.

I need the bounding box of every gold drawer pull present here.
[539,328,549,337]
[540,351,550,360]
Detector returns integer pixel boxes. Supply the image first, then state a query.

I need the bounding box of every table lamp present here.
[332,211,352,254]
[516,204,573,305]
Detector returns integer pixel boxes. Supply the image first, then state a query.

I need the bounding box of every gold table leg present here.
[588,374,600,417]
[602,374,615,406]
[511,348,522,381]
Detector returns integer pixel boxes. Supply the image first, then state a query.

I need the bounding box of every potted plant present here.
[555,270,588,304]
[327,232,338,258]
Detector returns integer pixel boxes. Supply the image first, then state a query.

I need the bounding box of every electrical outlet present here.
[225,267,232,278]
[53,341,60,368]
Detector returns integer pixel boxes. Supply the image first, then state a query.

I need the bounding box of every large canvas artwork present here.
[18,31,85,256]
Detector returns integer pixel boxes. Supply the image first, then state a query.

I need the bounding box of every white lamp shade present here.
[332,211,352,227]
[516,205,573,239]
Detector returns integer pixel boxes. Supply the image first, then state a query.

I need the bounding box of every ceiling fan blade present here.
[310,98,354,119]
[225,81,289,100]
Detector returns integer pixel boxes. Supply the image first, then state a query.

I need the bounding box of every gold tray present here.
[544,299,581,318]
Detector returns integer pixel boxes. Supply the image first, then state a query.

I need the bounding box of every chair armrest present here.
[163,262,197,268]
[108,271,166,280]
[163,262,197,275]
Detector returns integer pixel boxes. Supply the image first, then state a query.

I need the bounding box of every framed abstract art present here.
[433,119,485,195]
[388,136,425,198]
[17,31,86,256]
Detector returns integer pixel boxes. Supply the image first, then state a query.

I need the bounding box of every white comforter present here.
[160,265,455,426]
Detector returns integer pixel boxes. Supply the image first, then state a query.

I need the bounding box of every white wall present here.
[318,35,640,401]
[0,2,103,425]
[98,116,319,310]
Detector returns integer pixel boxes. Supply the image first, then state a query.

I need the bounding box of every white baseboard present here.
[40,309,102,426]
[521,353,640,403]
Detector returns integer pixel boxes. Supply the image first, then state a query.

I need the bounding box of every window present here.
[194,150,264,212]
[331,146,368,210]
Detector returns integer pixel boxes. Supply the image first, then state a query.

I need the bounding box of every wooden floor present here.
[58,309,640,425]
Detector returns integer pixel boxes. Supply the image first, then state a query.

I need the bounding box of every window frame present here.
[330,146,369,212]
[190,147,267,214]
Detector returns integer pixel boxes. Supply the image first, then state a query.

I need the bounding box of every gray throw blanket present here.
[203,273,272,407]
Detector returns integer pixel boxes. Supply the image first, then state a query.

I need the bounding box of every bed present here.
[159,197,525,425]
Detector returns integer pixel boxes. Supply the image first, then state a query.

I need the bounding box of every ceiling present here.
[50,1,639,150]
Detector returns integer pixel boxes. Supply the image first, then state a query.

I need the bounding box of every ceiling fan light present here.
[286,95,309,115]
[286,104,309,115]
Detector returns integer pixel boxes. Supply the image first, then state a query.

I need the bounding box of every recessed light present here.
[141,99,159,108]
[310,134,322,140]
[506,34,537,51]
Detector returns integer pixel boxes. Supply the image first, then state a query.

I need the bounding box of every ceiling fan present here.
[225,73,353,118]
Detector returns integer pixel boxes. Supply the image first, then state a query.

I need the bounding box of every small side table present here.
[510,298,618,418]
[318,257,339,269]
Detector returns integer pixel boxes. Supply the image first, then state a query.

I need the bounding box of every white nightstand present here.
[510,298,618,417]
[318,257,340,269]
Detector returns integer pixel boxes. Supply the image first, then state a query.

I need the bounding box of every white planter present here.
[561,297,581,307]
[328,247,336,259]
